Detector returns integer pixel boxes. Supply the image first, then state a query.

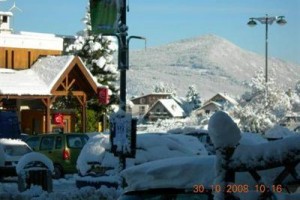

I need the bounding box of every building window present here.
[11,50,14,69]
[139,106,145,114]
[5,50,8,68]
[2,16,8,23]
[28,51,31,68]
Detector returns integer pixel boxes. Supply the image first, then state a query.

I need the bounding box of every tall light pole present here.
[247,15,287,83]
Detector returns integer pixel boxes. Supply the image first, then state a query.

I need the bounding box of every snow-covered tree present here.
[152,82,176,96]
[183,85,202,115]
[234,69,292,134]
[66,5,119,131]
[290,81,300,113]
[295,80,300,94]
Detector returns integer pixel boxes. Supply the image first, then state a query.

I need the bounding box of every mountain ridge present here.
[126,34,300,100]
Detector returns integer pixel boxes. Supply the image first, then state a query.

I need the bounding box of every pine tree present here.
[184,85,201,115]
[67,5,119,131]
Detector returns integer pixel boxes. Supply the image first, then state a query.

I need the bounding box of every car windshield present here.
[4,144,31,156]
[67,135,88,148]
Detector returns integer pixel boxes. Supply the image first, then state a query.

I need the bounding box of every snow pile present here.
[121,156,215,191]
[239,132,268,145]
[77,132,208,176]
[16,152,54,174]
[230,135,300,170]
[208,111,241,149]
[265,124,296,139]
[76,133,116,176]
[134,133,207,165]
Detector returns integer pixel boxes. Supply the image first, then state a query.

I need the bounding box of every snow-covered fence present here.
[208,111,300,200]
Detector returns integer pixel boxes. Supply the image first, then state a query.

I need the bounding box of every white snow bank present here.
[239,132,268,145]
[230,135,300,170]
[265,124,296,139]
[121,156,295,193]
[121,156,215,191]
[208,111,241,149]
[16,152,54,174]
[77,133,208,176]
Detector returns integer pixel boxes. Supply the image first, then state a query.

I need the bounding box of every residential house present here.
[195,93,238,116]
[144,99,186,122]
[129,93,173,116]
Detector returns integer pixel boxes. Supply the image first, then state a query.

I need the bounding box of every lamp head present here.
[276,16,287,25]
[247,18,257,27]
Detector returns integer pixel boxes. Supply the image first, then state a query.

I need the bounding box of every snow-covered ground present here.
[1,112,300,199]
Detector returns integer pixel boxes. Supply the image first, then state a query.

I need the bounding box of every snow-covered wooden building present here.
[0,12,97,134]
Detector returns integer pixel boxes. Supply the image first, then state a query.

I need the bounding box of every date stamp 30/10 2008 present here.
[193,184,283,194]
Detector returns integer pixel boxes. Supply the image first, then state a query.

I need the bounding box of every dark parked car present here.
[25,133,89,179]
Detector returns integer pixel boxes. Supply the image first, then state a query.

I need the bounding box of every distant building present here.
[129,93,173,116]
[195,93,238,116]
[144,99,186,122]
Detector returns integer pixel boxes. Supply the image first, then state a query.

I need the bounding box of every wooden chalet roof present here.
[0,55,98,99]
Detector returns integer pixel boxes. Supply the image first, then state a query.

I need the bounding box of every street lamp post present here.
[247,15,287,84]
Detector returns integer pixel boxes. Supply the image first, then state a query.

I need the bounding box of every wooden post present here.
[41,98,51,133]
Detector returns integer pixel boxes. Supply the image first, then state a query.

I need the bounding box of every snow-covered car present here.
[0,138,32,178]
[168,126,268,154]
[76,132,208,188]
[294,126,300,133]
[119,156,214,200]
[168,127,215,154]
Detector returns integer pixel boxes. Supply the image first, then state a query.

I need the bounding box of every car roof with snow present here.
[76,132,208,176]
[0,138,29,146]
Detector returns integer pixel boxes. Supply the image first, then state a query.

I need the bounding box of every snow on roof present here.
[0,138,28,146]
[218,92,238,105]
[153,99,186,117]
[130,93,172,101]
[0,55,83,96]
[204,92,238,106]
[16,152,54,174]
[30,55,74,89]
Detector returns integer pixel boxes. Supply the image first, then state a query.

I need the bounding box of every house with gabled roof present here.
[195,93,238,116]
[128,93,173,117]
[0,55,98,134]
[144,99,186,121]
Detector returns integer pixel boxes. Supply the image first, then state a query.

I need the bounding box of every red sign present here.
[53,113,64,125]
[98,87,110,105]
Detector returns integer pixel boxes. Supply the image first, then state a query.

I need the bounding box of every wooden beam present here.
[67,79,76,90]
[52,91,86,96]
[0,95,51,100]
[82,94,87,133]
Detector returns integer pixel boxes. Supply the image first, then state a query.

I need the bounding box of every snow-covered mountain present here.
[127,34,300,100]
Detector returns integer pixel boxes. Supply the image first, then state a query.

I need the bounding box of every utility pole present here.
[119,0,128,111]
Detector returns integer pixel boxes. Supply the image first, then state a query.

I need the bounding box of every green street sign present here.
[90,0,120,34]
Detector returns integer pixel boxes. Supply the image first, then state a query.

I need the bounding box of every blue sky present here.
[1,0,299,64]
